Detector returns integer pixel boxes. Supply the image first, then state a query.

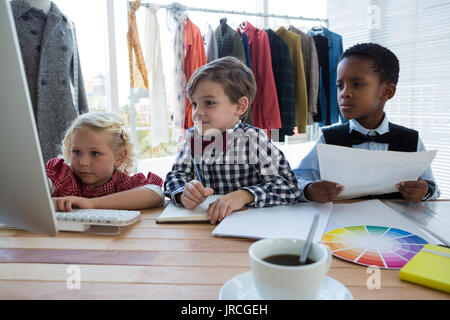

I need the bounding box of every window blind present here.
[328,0,450,198]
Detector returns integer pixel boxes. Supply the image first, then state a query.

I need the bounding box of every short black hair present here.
[339,43,400,85]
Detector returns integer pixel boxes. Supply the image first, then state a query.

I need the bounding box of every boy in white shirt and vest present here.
[294,43,440,203]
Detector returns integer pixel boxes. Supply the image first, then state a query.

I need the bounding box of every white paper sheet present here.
[211,202,332,243]
[384,201,450,246]
[317,144,437,200]
[325,200,441,245]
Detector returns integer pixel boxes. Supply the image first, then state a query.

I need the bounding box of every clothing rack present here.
[126,1,326,152]
[132,2,329,27]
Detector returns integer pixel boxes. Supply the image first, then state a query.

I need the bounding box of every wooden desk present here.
[0,204,448,300]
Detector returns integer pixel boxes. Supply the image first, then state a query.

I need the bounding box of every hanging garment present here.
[127,0,149,89]
[266,29,296,142]
[241,31,252,69]
[289,26,319,125]
[310,35,329,126]
[215,18,247,65]
[275,27,308,134]
[144,4,170,146]
[308,27,344,126]
[183,18,207,130]
[167,4,187,141]
[238,22,281,138]
[205,24,218,63]
[11,0,88,162]
[240,31,254,126]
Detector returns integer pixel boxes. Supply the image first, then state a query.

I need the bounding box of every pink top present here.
[46,158,163,198]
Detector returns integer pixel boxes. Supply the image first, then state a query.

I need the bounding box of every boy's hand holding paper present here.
[396,179,429,202]
[305,181,345,203]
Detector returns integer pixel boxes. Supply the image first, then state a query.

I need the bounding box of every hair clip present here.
[120,129,124,140]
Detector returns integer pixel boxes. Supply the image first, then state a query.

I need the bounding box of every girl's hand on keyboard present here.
[52,196,94,212]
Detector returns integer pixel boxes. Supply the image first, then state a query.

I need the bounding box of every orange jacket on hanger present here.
[184,18,207,129]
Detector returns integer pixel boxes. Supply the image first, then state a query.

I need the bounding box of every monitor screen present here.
[0,0,57,236]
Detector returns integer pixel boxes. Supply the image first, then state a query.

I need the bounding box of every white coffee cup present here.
[249,238,332,300]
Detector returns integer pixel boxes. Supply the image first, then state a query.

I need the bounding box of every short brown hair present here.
[186,56,257,120]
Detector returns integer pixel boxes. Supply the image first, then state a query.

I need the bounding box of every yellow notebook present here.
[399,244,450,293]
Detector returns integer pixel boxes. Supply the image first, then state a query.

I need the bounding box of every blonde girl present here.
[46,112,165,211]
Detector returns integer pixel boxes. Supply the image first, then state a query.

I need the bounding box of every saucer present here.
[219,271,353,300]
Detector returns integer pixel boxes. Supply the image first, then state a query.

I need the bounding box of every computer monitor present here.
[0,0,58,236]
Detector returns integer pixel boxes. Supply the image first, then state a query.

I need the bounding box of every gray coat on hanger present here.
[10,0,88,162]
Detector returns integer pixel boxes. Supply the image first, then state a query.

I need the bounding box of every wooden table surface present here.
[0,203,448,300]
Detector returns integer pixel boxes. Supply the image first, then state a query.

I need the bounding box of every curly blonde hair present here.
[61,112,135,174]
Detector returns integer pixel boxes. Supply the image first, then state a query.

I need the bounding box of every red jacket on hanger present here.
[184,18,207,130]
[237,21,281,138]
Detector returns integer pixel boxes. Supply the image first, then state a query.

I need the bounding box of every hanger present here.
[167,1,188,25]
[310,27,323,34]
[310,23,325,34]
[271,16,280,31]
[239,21,247,33]
[204,8,211,32]
[220,17,228,34]
[285,15,291,30]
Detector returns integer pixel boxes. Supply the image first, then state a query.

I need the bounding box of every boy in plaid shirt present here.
[164,57,301,224]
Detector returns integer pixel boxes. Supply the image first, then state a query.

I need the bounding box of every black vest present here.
[322,122,419,152]
[322,122,419,200]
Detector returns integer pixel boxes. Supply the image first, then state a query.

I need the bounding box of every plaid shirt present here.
[164,122,301,208]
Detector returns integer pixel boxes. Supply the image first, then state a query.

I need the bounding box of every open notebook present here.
[156,195,222,223]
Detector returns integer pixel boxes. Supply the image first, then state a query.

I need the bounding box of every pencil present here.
[192,157,203,184]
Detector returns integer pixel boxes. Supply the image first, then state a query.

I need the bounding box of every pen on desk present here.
[192,157,203,185]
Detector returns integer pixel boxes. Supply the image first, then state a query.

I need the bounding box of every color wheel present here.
[321,225,428,269]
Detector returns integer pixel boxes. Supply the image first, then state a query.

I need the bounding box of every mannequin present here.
[10,0,88,162]
[26,0,50,14]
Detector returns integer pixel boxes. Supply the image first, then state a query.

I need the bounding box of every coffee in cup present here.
[249,238,331,299]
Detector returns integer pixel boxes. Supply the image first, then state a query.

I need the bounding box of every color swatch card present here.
[322,225,428,269]
[322,200,442,269]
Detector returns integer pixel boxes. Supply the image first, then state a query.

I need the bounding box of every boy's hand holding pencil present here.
[179,180,214,209]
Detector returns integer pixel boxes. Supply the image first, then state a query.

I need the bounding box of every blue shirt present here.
[293,115,440,201]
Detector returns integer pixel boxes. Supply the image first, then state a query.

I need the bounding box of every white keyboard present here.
[55,209,141,232]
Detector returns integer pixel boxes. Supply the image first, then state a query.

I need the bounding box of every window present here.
[53,0,108,112]
[328,0,450,198]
